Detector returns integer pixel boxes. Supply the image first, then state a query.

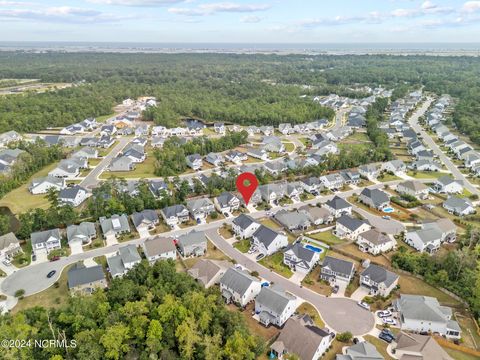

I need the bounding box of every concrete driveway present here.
[351,286,370,301]
[69,241,83,255]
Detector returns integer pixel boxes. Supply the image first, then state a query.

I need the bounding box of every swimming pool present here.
[304,244,324,253]
[383,207,394,213]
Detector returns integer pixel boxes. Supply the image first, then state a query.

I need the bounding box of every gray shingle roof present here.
[59,185,87,200]
[220,267,259,296]
[255,285,296,314]
[131,209,159,228]
[232,214,258,230]
[177,230,207,247]
[143,236,176,257]
[31,228,61,246]
[325,196,351,210]
[322,255,354,277]
[360,188,390,207]
[337,215,369,232]
[253,225,282,248]
[161,204,188,218]
[67,222,96,244]
[99,214,130,234]
[361,264,399,288]
[68,264,105,289]
[396,294,453,324]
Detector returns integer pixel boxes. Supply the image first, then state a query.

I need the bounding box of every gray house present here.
[131,209,159,234]
[186,198,215,221]
[320,256,355,284]
[274,209,311,231]
[161,204,190,227]
[67,222,97,246]
[255,285,297,327]
[68,263,107,295]
[219,267,262,307]
[176,230,207,257]
[107,244,142,278]
[360,264,399,297]
[31,228,62,255]
[99,214,131,240]
[109,156,134,172]
[359,188,390,210]
[336,341,383,360]
[443,196,475,216]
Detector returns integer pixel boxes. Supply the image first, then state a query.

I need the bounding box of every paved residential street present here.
[409,97,480,195]
[206,229,375,335]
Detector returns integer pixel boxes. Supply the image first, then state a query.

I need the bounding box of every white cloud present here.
[462,1,480,13]
[240,15,262,23]
[87,0,185,6]
[169,2,271,16]
[391,8,419,17]
[421,1,436,10]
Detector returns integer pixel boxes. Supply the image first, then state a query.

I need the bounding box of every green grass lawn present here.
[282,142,295,152]
[259,252,293,278]
[297,302,325,328]
[12,264,73,314]
[364,335,394,360]
[407,170,444,179]
[101,151,156,179]
[307,230,344,246]
[378,173,401,182]
[398,274,462,307]
[95,112,116,123]
[0,162,58,214]
[260,218,282,230]
[234,239,251,253]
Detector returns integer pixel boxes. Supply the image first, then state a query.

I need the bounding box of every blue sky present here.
[1,0,479,42]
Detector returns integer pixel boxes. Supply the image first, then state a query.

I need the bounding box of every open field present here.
[0,162,58,214]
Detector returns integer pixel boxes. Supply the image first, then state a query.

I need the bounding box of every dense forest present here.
[0,260,265,360]
[1,52,480,144]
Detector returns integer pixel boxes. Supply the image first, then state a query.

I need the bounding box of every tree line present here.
[0,260,265,360]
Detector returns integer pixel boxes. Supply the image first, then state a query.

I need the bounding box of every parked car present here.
[332,285,340,294]
[382,215,391,220]
[50,256,60,262]
[382,318,396,326]
[255,253,265,261]
[31,254,37,262]
[46,270,56,278]
[378,310,392,318]
[379,331,394,343]
[381,328,396,339]
[357,301,371,310]
[2,259,11,266]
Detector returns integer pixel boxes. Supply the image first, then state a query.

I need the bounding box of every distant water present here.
[0,42,479,56]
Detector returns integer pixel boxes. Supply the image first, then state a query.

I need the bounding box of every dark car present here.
[31,254,37,262]
[50,256,60,262]
[379,332,394,343]
[381,329,396,340]
[332,285,340,294]
[255,253,265,261]
[46,270,57,278]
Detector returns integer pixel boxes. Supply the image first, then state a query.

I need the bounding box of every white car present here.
[378,310,392,318]
[383,318,396,326]
[357,301,371,310]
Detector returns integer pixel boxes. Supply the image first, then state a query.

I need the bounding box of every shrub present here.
[14,289,25,298]
[337,331,353,343]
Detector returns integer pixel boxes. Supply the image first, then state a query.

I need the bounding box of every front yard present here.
[259,252,293,278]
[301,265,333,296]
[234,239,251,253]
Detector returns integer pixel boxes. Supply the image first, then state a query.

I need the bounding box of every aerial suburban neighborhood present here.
[0,33,480,360]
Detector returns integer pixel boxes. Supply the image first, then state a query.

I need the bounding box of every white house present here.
[324,196,352,218]
[142,236,177,263]
[283,243,319,273]
[252,225,288,255]
[255,286,298,327]
[219,267,262,307]
[232,214,261,239]
[29,176,66,195]
[31,228,62,255]
[335,215,371,241]
[360,264,399,297]
[357,228,395,255]
[58,185,90,207]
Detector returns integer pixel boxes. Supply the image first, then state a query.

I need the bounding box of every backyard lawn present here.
[282,142,295,152]
[259,252,293,278]
[406,170,444,179]
[378,173,401,182]
[443,348,480,360]
[398,274,462,307]
[0,162,58,214]
[12,264,74,314]
[100,150,155,179]
[307,230,344,246]
[183,241,231,269]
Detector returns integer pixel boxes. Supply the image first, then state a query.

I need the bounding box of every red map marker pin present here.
[236,172,259,206]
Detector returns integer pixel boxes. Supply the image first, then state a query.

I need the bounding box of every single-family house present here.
[262,136,285,153]
[274,209,311,231]
[433,176,463,194]
[252,225,288,255]
[324,196,352,218]
[205,152,224,167]
[298,205,333,225]
[29,175,66,195]
[67,263,107,295]
[360,264,399,297]
[443,196,475,216]
[99,214,131,239]
[394,294,461,339]
[393,332,454,360]
[131,209,159,234]
[58,185,90,207]
[405,228,443,254]
[232,214,261,239]
[107,244,142,278]
[283,243,320,273]
[336,341,384,360]
[67,222,96,247]
[187,259,231,288]
[320,256,355,284]
[186,154,203,170]
[214,192,241,214]
[161,204,190,227]
[271,314,332,360]
[247,147,269,161]
[357,228,395,255]
[409,159,441,172]
[382,159,406,174]
[109,156,134,172]
[176,230,207,257]
[0,232,22,261]
[359,164,380,180]
[255,285,297,327]
[186,198,215,222]
[300,177,323,195]
[219,267,262,307]
[142,236,177,263]
[335,215,371,240]
[359,188,390,210]
[396,180,429,200]
[225,150,248,164]
[31,228,62,255]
